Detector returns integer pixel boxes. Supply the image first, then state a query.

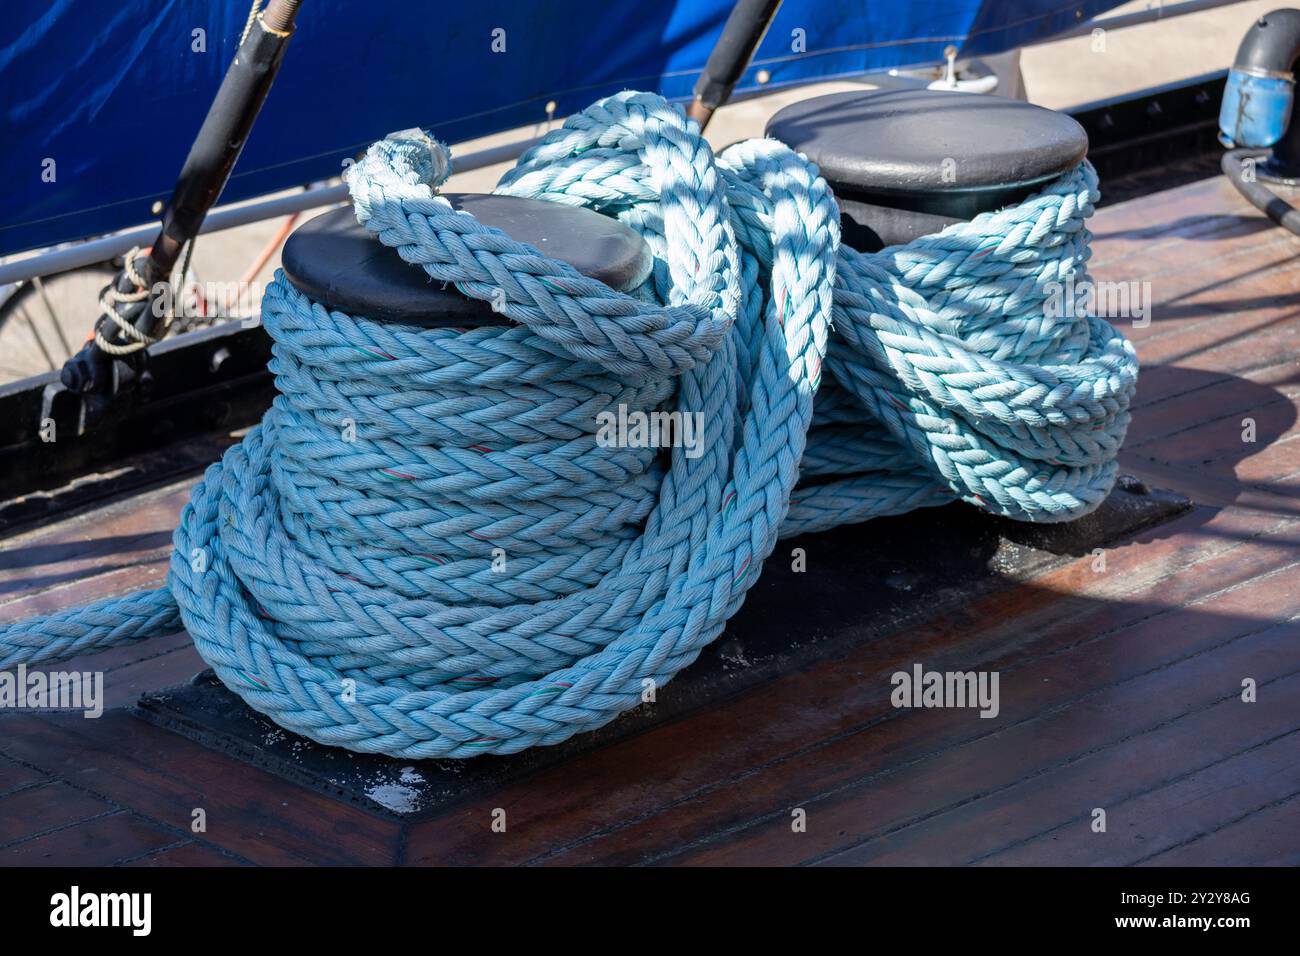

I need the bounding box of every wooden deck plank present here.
[536,588,1300,865]
[822,671,1300,866]
[1136,413,1297,472]
[1137,792,1300,866]
[0,754,48,796]
[121,841,246,867]
[650,618,1300,866]
[1126,367,1300,446]
[0,560,171,625]
[1132,326,1300,407]
[978,722,1300,867]
[1123,263,1300,360]
[1093,178,1300,278]
[0,712,400,866]
[0,781,114,848]
[0,810,182,867]
[0,479,187,598]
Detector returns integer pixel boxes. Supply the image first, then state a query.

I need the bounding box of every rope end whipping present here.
[346,128,453,226]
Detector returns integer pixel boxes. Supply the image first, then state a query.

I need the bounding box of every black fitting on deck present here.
[1230,8,1300,180]
[55,2,302,432]
[281,196,652,328]
[765,89,1088,251]
[1232,8,1300,75]
[1220,8,1300,230]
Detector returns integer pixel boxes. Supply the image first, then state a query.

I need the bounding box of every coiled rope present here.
[0,92,1136,758]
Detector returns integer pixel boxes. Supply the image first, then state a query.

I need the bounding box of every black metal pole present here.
[145,0,304,324]
[687,0,783,131]
[61,0,304,398]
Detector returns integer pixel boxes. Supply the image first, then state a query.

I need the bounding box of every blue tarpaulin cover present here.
[0,0,1122,256]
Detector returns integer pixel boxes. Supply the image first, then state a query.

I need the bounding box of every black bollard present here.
[281,195,652,327]
[765,88,1089,251]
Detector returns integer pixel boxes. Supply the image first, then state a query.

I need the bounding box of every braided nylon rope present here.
[0,92,1135,758]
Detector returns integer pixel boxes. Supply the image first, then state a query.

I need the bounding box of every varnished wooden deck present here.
[1,173,1298,866]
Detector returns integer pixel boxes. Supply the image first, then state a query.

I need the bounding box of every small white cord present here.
[94,241,194,355]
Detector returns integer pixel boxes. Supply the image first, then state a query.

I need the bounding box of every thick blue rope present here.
[0,92,1136,757]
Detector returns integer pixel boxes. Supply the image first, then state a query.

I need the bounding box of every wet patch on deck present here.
[134,479,1189,821]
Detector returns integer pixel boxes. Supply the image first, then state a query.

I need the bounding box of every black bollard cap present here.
[281,194,653,328]
[765,89,1089,250]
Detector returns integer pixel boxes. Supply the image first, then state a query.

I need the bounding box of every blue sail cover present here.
[0,0,1122,256]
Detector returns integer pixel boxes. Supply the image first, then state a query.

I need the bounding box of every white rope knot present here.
[94,247,154,355]
[94,241,195,355]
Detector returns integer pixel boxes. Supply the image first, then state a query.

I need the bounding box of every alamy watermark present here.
[50,886,150,936]
[149,279,266,327]
[890,663,999,718]
[1045,274,1151,328]
[595,404,705,459]
[0,664,103,718]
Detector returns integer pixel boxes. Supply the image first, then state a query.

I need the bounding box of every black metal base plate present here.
[134,477,1189,820]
